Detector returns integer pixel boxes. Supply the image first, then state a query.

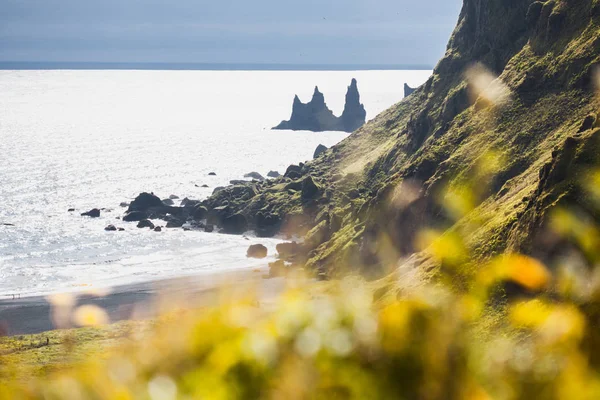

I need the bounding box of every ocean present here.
[0,69,431,297]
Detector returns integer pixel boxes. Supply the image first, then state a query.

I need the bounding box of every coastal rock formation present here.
[195,0,600,282]
[273,79,366,133]
[340,79,367,132]
[404,83,416,97]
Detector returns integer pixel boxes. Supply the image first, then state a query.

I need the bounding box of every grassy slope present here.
[209,0,600,281]
[0,321,150,379]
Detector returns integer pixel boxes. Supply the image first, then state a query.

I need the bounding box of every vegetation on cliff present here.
[204,0,600,283]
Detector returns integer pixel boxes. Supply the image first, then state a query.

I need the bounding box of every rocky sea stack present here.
[273,79,366,132]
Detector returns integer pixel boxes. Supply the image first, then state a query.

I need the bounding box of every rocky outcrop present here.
[273,79,366,133]
[404,83,416,97]
[313,144,328,159]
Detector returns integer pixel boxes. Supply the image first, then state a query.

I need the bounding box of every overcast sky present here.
[0,0,462,66]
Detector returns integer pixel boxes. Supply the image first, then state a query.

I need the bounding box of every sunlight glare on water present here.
[0,69,431,296]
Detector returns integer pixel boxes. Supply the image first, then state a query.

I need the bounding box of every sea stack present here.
[273,79,366,133]
[340,78,367,132]
[404,83,416,97]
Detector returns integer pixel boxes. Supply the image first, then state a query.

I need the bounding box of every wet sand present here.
[0,268,281,336]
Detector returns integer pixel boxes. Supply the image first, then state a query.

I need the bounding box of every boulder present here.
[104,225,117,231]
[123,211,148,222]
[68,208,75,212]
[154,226,162,232]
[301,176,320,199]
[313,144,328,159]
[244,172,265,181]
[201,184,209,188]
[267,171,281,178]
[193,205,208,220]
[81,208,100,218]
[247,244,268,259]
[212,187,225,195]
[119,202,129,208]
[284,164,302,178]
[162,198,175,206]
[118,228,125,231]
[128,193,163,213]
[208,172,217,176]
[137,219,155,229]
[169,195,179,200]
[222,213,248,234]
[204,224,214,233]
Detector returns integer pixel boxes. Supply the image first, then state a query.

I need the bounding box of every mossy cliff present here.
[204,0,600,278]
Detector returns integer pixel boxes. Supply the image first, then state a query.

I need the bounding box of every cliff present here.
[201,0,600,279]
[273,79,366,132]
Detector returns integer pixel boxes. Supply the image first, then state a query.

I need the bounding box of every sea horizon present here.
[0,61,434,71]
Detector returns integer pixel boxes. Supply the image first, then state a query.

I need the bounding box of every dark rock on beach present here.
[273,79,366,133]
[104,225,117,231]
[244,172,265,181]
[208,172,216,176]
[123,211,148,222]
[127,193,163,213]
[247,244,268,259]
[137,219,155,229]
[81,208,100,218]
[162,198,175,206]
[68,208,75,212]
[154,226,162,232]
[204,224,214,233]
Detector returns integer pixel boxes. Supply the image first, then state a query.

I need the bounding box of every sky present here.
[0,0,463,67]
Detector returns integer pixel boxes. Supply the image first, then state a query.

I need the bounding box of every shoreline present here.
[0,267,281,336]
